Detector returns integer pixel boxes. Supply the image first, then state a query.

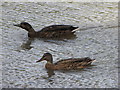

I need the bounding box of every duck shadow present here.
[21,34,77,50]
[21,38,34,50]
[57,65,96,73]
[45,64,96,78]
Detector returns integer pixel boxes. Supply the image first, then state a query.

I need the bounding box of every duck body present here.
[14,22,79,38]
[36,53,95,70]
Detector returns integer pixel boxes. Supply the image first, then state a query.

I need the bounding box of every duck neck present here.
[47,61,54,65]
[45,56,54,69]
[45,62,54,70]
[45,54,54,70]
[28,28,37,38]
[47,55,53,64]
[27,28,36,33]
[46,61,54,70]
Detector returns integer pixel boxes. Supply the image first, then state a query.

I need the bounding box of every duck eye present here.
[42,56,46,59]
[24,23,28,25]
[86,57,90,59]
[20,23,27,28]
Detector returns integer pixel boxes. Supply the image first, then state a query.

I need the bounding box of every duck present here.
[14,22,79,39]
[36,53,95,70]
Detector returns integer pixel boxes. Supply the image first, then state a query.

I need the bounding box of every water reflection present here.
[46,64,96,78]
[21,33,77,50]
[21,38,34,50]
[47,69,55,78]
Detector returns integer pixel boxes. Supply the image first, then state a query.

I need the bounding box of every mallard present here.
[36,53,95,70]
[14,22,79,38]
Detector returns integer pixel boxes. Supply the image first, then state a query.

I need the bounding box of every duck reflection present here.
[47,69,55,78]
[21,38,34,50]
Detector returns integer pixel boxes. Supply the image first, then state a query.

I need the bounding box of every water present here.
[2,2,118,88]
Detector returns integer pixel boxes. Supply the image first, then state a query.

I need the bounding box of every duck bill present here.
[13,24,21,27]
[36,57,44,62]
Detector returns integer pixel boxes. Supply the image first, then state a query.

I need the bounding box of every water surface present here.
[2,2,118,88]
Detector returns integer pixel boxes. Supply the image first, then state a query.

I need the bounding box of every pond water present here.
[2,2,118,88]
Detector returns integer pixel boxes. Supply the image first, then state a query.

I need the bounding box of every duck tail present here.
[72,27,80,32]
[92,59,96,61]
[90,59,96,63]
[86,59,96,65]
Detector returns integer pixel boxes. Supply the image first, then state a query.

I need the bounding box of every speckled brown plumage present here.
[14,22,78,38]
[36,53,95,70]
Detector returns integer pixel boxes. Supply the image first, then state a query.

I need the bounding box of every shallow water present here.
[2,2,118,88]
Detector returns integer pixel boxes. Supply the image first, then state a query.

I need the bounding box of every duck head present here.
[14,22,33,32]
[36,53,53,63]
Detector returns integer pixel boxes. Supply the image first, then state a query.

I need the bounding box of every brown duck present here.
[36,53,95,70]
[14,22,79,38]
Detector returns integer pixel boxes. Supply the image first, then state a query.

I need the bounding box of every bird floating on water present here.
[36,53,95,70]
[14,22,79,39]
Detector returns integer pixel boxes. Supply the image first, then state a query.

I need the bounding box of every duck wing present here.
[54,57,95,65]
[54,57,95,70]
[40,25,79,32]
